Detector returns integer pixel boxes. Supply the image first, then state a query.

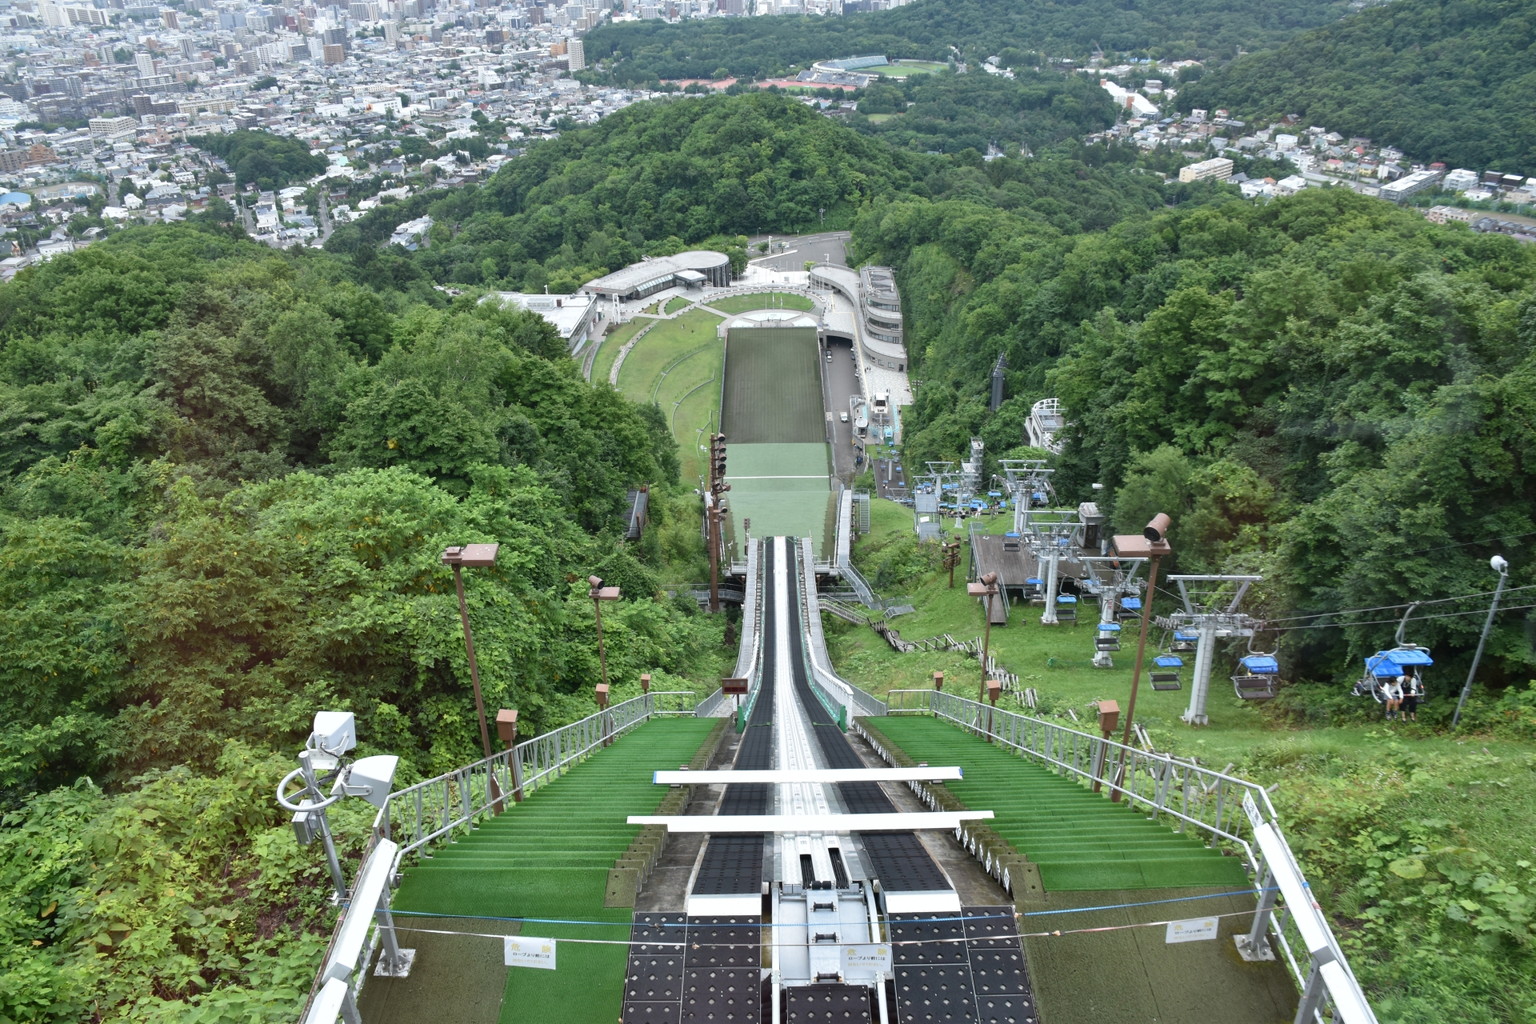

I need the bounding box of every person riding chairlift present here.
[1382,674,1405,721]
[1401,672,1423,722]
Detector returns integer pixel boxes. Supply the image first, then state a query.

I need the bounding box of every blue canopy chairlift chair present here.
[1118,596,1141,623]
[1150,654,1183,691]
[1170,629,1198,653]
[1055,592,1077,623]
[1024,577,1044,603]
[1352,646,1434,701]
[1232,654,1281,700]
[1095,622,1122,652]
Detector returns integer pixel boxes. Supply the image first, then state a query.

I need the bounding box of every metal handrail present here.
[370,692,658,854]
[879,690,1375,1024]
[298,692,667,1024]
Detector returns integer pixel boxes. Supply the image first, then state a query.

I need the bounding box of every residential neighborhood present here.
[1086,63,1536,239]
[0,3,1532,282]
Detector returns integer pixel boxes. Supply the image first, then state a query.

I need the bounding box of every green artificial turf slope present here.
[866,716,1249,891]
[391,718,717,1024]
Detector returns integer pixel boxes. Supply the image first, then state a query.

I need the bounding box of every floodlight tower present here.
[1078,554,1148,666]
[1158,574,1263,725]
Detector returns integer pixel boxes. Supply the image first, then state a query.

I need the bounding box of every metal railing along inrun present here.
[298,690,692,1024]
[855,689,1378,1024]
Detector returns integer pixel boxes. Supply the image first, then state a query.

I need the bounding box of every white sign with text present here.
[1166,917,1219,944]
[504,935,558,970]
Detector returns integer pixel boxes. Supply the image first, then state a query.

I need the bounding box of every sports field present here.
[708,292,815,315]
[720,327,835,553]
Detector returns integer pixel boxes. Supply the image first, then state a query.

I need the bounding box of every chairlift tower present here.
[1078,555,1148,666]
[998,458,1055,533]
[1156,575,1263,725]
[1018,507,1079,625]
[912,461,965,542]
[960,437,984,501]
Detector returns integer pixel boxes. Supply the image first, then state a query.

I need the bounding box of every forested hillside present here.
[581,0,1358,82]
[1177,0,1536,168]
[333,93,1168,291]
[3,87,1535,1022]
[0,224,723,1021]
[848,70,1118,155]
[859,186,1536,678]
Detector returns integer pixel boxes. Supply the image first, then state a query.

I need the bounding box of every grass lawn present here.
[614,310,722,402]
[589,319,645,385]
[663,296,691,314]
[878,60,947,78]
[708,292,815,314]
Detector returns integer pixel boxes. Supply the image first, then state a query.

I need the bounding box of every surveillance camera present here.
[1491,555,1509,574]
[1143,513,1171,544]
[588,575,604,588]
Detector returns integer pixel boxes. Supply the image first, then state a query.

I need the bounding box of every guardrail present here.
[298,692,673,1024]
[800,538,886,722]
[858,690,1378,1024]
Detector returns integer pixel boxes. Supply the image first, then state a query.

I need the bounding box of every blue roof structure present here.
[1121,597,1142,610]
[1154,655,1183,668]
[1240,655,1280,674]
[1097,622,1122,633]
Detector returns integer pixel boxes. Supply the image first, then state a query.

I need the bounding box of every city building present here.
[1179,157,1234,183]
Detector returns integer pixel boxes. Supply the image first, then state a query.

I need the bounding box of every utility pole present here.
[942,540,961,588]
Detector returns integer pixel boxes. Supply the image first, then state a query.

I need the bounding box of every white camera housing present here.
[342,755,399,810]
[309,711,357,762]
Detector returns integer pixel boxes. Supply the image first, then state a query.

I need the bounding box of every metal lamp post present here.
[588,575,621,692]
[967,571,1000,701]
[1107,515,1172,802]
[1453,555,1510,729]
[442,543,499,759]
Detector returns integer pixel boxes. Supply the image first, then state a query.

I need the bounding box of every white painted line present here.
[628,811,993,833]
[653,768,963,785]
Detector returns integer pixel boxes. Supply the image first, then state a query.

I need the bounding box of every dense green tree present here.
[1179,0,1536,168]
[190,131,327,191]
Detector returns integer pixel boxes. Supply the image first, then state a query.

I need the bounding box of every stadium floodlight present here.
[1108,516,1173,801]
[442,543,500,759]
[307,711,356,770]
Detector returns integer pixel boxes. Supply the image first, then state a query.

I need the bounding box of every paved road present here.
[821,336,863,481]
[749,230,850,272]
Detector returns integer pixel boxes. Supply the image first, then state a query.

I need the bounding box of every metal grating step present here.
[861,834,952,893]
[890,914,967,966]
[681,967,761,1024]
[693,835,768,896]
[685,916,761,970]
[783,982,873,1023]
[623,913,689,1024]
[893,962,978,1023]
